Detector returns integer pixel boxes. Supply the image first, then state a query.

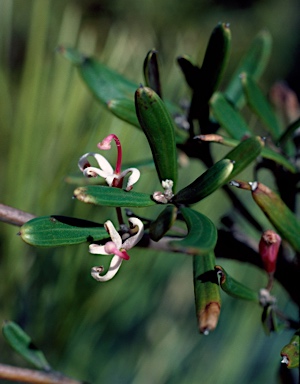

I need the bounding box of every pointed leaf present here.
[225,30,272,107]
[172,158,234,205]
[107,98,140,127]
[143,49,162,98]
[177,55,201,90]
[135,86,178,188]
[20,216,108,247]
[210,92,251,140]
[169,207,217,255]
[198,22,231,104]
[149,205,178,241]
[193,252,221,334]
[261,305,279,335]
[241,73,281,139]
[215,265,258,301]
[2,321,51,370]
[277,116,300,147]
[74,185,156,207]
[281,329,300,369]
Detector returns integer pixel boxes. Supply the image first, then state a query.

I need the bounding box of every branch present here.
[0,363,87,384]
[0,204,36,226]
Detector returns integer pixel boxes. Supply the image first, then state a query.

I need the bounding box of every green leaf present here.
[223,136,264,179]
[149,205,178,241]
[20,216,108,247]
[107,98,140,128]
[135,86,178,188]
[241,73,281,140]
[143,49,162,98]
[193,252,221,334]
[215,265,258,301]
[250,182,300,252]
[196,134,296,173]
[225,30,272,107]
[74,185,156,207]
[2,321,51,370]
[169,207,217,255]
[261,305,279,335]
[281,329,300,369]
[210,92,251,140]
[198,22,231,105]
[172,158,234,205]
[277,116,300,147]
[177,55,200,90]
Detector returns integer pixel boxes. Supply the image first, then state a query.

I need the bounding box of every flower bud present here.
[258,230,281,274]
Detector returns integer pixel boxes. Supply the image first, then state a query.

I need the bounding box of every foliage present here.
[0,2,299,383]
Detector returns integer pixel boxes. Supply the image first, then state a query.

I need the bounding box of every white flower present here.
[90,218,144,282]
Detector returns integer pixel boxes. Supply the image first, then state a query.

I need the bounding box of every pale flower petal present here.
[91,255,123,282]
[120,168,141,191]
[89,243,109,255]
[104,220,122,248]
[122,218,144,250]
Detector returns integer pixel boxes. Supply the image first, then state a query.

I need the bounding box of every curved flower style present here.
[78,134,140,191]
[90,218,144,282]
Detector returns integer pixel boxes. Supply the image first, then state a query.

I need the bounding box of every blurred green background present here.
[0,0,299,383]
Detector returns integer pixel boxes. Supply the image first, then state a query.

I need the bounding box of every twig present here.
[0,204,36,226]
[0,363,86,384]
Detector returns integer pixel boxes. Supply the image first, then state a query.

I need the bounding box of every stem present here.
[0,363,86,384]
[0,204,36,226]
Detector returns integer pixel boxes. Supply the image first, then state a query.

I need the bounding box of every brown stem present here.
[0,204,36,226]
[0,363,86,384]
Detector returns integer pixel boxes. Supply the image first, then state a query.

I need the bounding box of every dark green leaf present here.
[215,265,258,301]
[143,49,162,98]
[281,329,300,369]
[172,159,234,205]
[149,205,178,241]
[20,216,108,247]
[74,185,156,207]
[169,207,217,255]
[2,321,51,370]
[135,86,178,188]
[107,98,140,128]
[241,73,281,140]
[225,30,272,107]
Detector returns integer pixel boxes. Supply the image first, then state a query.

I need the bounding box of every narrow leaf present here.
[193,252,221,334]
[135,86,178,188]
[2,321,51,370]
[215,265,258,301]
[74,185,156,207]
[107,98,140,127]
[241,73,281,139]
[149,205,178,241]
[20,216,108,247]
[169,207,217,255]
[225,30,272,107]
[210,91,251,140]
[177,55,201,90]
[172,158,234,205]
[143,49,162,98]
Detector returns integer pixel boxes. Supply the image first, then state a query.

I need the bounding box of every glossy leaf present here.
[135,86,178,188]
[223,136,264,179]
[143,49,162,98]
[193,252,221,334]
[215,265,258,301]
[149,205,178,241]
[107,98,140,128]
[177,55,200,90]
[210,91,251,140]
[225,30,272,107]
[20,216,108,247]
[196,134,296,173]
[241,73,281,140]
[172,158,234,205]
[2,321,51,370]
[281,329,300,369]
[169,207,217,255]
[74,185,156,207]
[198,22,231,105]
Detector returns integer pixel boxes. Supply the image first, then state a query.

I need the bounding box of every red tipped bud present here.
[259,230,281,274]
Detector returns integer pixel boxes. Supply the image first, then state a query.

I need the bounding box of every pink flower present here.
[89,218,144,282]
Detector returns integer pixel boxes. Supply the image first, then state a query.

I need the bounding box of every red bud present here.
[259,230,281,274]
